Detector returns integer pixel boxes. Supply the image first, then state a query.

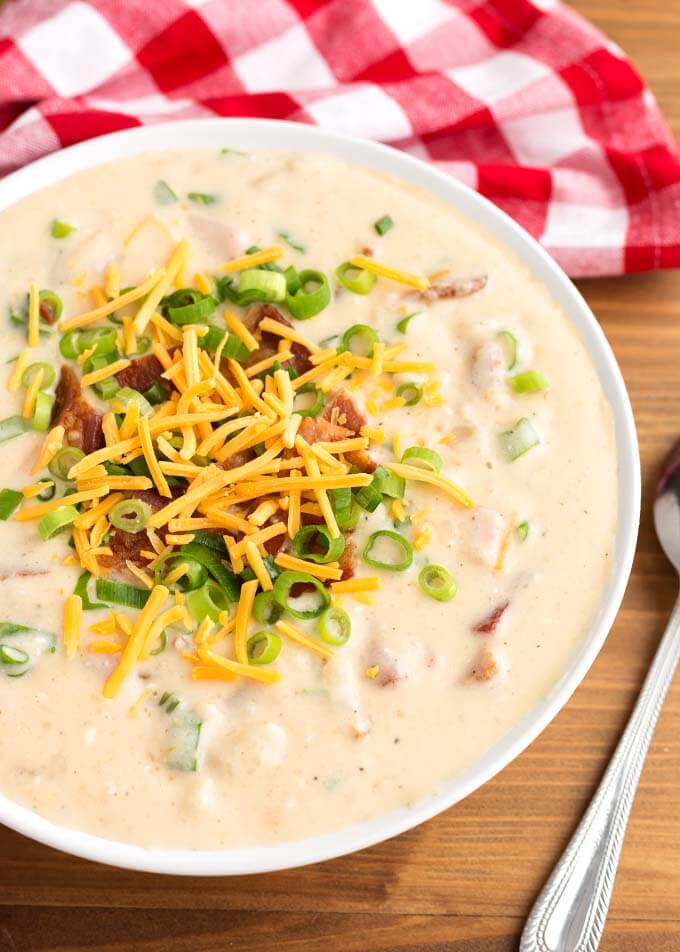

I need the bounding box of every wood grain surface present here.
[2,3,680,950]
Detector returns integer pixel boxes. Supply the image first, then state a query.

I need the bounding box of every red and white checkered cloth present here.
[1,0,679,277]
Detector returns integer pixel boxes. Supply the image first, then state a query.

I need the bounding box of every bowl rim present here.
[0,117,640,876]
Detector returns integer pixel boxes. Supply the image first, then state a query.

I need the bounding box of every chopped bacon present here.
[473,600,510,635]
[321,390,375,473]
[242,304,312,376]
[298,416,354,444]
[100,490,168,576]
[51,366,104,454]
[419,275,488,303]
[39,300,57,324]
[338,537,356,580]
[115,354,169,395]
[469,645,499,682]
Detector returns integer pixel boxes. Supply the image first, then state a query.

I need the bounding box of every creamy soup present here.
[0,149,616,849]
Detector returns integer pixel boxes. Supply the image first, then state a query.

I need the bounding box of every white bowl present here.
[0,118,640,875]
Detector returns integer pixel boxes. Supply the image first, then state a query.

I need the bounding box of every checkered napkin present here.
[1,0,679,277]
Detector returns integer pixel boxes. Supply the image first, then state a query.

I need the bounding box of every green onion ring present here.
[186,579,231,623]
[48,446,85,480]
[499,417,540,461]
[273,570,331,619]
[395,382,423,406]
[31,391,54,432]
[51,219,77,239]
[149,630,168,656]
[252,590,283,625]
[0,489,23,521]
[286,269,331,320]
[114,387,153,417]
[418,564,457,602]
[362,530,413,572]
[37,504,79,541]
[59,330,81,359]
[317,606,351,646]
[21,362,56,390]
[372,465,405,499]
[498,330,519,370]
[0,416,28,444]
[237,269,286,306]
[95,578,150,609]
[373,215,394,236]
[400,446,443,473]
[79,326,118,356]
[167,295,217,325]
[292,524,345,564]
[247,630,282,665]
[38,290,63,323]
[340,323,378,357]
[335,262,376,295]
[0,644,30,666]
[108,498,151,534]
[293,383,325,418]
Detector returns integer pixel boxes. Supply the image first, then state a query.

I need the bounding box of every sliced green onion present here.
[396,311,420,333]
[278,231,307,253]
[0,644,29,666]
[37,482,56,501]
[159,691,181,713]
[48,446,85,480]
[187,192,218,205]
[31,391,54,432]
[498,330,518,370]
[286,269,331,319]
[362,530,413,572]
[401,446,442,473]
[239,553,280,586]
[38,290,63,324]
[418,564,457,602]
[168,295,217,325]
[79,326,118,356]
[318,606,351,646]
[143,381,169,405]
[293,383,324,418]
[162,287,202,310]
[292,524,345,564]
[196,325,226,354]
[186,579,231,623]
[219,147,249,157]
[0,489,23,520]
[236,268,286,306]
[22,362,55,390]
[284,265,302,295]
[252,591,283,626]
[329,487,361,530]
[82,352,119,376]
[221,333,250,361]
[175,541,240,601]
[150,630,167,656]
[340,323,378,357]
[95,578,150,609]
[273,570,331,619]
[109,498,151,533]
[509,369,549,394]
[73,571,105,610]
[0,623,56,677]
[213,275,237,304]
[154,180,177,204]
[372,465,405,499]
[247,630,282,665]
[336,499,361,530]
[335,262,376,295]
[396,382,423,406]
[353,479,383,513]
[51,219,77,239]
[114,387,153,417]
[500,417,540,461]
[59,330,81,359]
[188,530,228,555]
[154,552,208,591]
[96,376,120,400]
[517,520,530,542]
[374,215,394,236]
[37,504,79,541]
[0,416,28,444]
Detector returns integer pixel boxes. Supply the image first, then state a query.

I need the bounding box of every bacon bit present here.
[115,353,170,394]
[419,275,488,303]
[242,304,312,377]
[469,645,499,682]
[321,391,375,473]
[51,366,104,453]
[472,600,510,635]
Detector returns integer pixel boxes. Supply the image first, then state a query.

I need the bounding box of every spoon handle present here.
[520,595,680,952]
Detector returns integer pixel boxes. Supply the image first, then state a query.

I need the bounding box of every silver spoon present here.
[521,441,680,952]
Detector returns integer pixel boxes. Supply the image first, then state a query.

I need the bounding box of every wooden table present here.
[2,3,680,950]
